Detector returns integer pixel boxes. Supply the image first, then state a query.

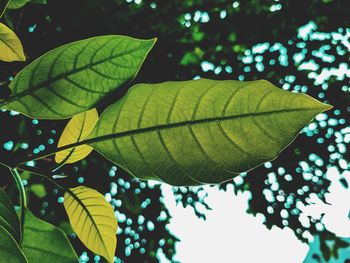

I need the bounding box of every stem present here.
[17,165,67,191]
[0,160,13,169]
[9,168,26,245]
[51,148,75,172]
[16,138,89,166]
[10,168,27,209]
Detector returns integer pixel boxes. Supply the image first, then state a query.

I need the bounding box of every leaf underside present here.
[89,79,332,186]
[1,35,156,119]
[64,187,117,263]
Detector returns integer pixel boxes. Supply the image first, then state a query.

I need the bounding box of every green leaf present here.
[88,79,332,186]
[0,187,21,243]
[64,186,118,263]
[6,0,46,9]
[30,0,47,4]
[29,183,47,198]
[21,209,78,263]
[7,0,29,9]
[55,108,98,164]
[1,35,156,119]
[0,225,27,263]
[0,22,26,62]
[0,0,10,17]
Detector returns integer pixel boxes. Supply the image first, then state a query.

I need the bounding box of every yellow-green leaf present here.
[55,108,98,164]
[88,79,332,185]
[63,186,117,263]
[0,22,25,62]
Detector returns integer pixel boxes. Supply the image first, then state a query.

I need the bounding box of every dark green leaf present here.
[6,0,46,9]
[88,79,332,186]
[6,0,29,9]
[0,187,21,243]
[0,225,27,263]
[1,35,156,119]
[21,209,78,263]
[30,0,47,4]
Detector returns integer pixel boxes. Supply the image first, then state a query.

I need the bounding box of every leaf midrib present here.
[0,37,21,57]
[66,189,110,259]
[87,107,324,146]
[1,41,153,106]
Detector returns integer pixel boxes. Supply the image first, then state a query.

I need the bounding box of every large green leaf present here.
[87,79,332,186]
[0,187,21,243]
[0,35,156,119]
[0,0,10,17]
[64,186,117,263]
[21,209,78,262]
[0,225,27,263]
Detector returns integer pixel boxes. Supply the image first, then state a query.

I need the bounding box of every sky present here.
[157,166,350,263]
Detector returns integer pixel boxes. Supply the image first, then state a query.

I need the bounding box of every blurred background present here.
[0,0,349,262]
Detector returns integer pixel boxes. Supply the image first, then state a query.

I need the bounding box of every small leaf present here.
[0,187,21,243]
[0,0,10,17]
[55,108,98,164]
[88,79,332,185]
[21,209,78,262]
[64,186,118,263]
[1,35,156,119]
[29,183,47,198]
[0,225,27,263]
[0,22,26,62]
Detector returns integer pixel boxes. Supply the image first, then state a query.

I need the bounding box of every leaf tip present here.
[149,37,157,47]
[18,53,26,62]
[321,103,333,112]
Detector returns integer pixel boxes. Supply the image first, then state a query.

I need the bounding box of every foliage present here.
[90,79,330,185]
[1,35,155,119]
[0,0,347,262]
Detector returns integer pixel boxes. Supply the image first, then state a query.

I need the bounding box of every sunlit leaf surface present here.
[1,35,156,119]
[64,186,118,263]
[89,79,331,185]
[55,108,98,164]
[0,22,25,62]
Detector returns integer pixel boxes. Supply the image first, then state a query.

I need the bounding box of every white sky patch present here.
[157,167,350,263]
[160,184,309,263]
[301,167,350,237]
